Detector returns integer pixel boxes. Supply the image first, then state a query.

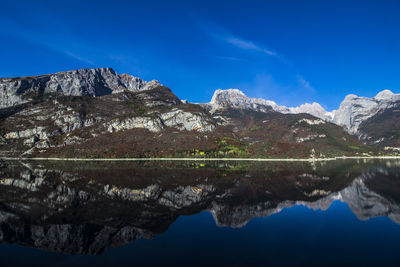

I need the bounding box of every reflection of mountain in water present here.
[0,160,399,255]
[210,170,400,228]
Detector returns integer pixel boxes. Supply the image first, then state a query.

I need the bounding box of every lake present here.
[0,159,399,266]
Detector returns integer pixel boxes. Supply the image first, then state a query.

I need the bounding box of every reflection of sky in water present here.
[1,200,400,267]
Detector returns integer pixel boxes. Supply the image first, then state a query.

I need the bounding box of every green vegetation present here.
[215,137,250,157]
[250,125,261,131]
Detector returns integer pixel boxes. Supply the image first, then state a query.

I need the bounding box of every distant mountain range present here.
[0,68,399,158]
[204,87,400,137]
[201,88,335,121]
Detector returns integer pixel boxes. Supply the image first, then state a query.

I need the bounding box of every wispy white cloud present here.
[0,12,95,66]
[240,73,317,107]
[195,18,280,59]
[194,18,317,104]
[65,51,94,65]
[263,48,278,57]
[296,74,315,93]
[210,55,248,62]
[226,37,259,51]
[225,37,279,57]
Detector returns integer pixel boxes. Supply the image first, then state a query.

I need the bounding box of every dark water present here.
[0,159,400,266]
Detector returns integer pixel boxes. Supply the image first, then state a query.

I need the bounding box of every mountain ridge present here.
[0,68,398,158]
[2,67,398,130]
[0,67,160,109]
[202,87,400,140]
[203,88,336,121]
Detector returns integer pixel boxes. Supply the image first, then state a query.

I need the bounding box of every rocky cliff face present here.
[332,90,400,135]
[0,68,160,108]
[204,89,275,113]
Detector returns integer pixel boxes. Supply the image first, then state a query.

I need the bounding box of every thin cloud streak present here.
[194,18,280,59]
[0,15,95,66]
[226,37,259,50]
[65,51,95,66]
[226,37,279,57]
[296,74,315,93]
[210,55,248,62]
[195,18,316,99]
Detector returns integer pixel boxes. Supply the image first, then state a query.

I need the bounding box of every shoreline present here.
[1,156,400,162]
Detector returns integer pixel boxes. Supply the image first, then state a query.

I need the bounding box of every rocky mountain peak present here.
[207,89,273,113]
[343,94,358,101]
[142,80,162,91]
[333,89,400,134]
[374,89,397,100]
[0,68,161,108]
[210,89,247,105]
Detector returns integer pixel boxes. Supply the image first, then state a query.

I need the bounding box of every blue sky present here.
[1,0,399,110]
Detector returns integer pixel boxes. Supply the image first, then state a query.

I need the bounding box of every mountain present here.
[203,89,276,113]
[0,83,216,157]
[357,106,400,149]
[331,90,400,150]
[332,90,400,134]
[203,89,334,121]
[0,68,373,158]
[204,88,400,151]
[0,67,160,108]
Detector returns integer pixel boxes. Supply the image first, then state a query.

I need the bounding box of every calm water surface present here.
[0,159,399,266]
